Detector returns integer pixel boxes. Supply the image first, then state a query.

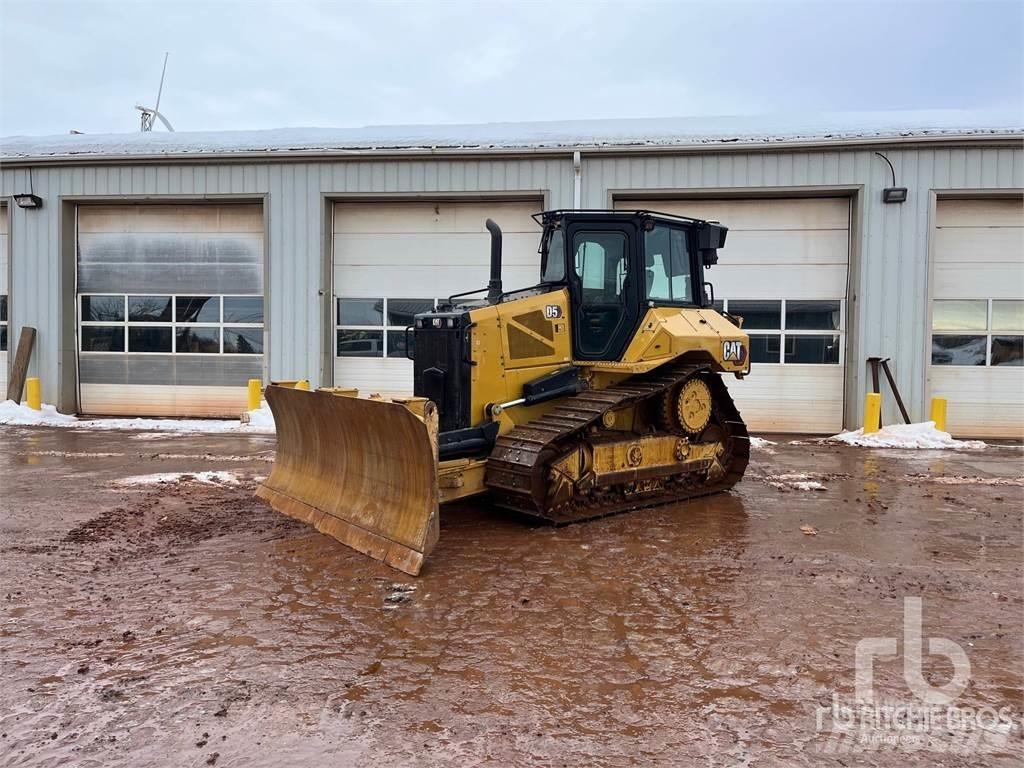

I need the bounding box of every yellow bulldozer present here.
[257,210,751,575]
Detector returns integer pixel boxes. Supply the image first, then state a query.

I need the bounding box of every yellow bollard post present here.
[930,397,947,432]
[296,379,310,391]
[26,377,41,411]
[863,392,881,434]
[247,379,262,411]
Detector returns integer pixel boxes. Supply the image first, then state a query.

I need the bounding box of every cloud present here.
[1,0,1020,137]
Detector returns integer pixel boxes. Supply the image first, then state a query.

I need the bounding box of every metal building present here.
[1,114,1021,436]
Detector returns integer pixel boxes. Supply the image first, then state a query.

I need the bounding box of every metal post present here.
[930,397,948,432]
[247,379,262,411]
[867,356,881,394]
[865,357,882,430]
[879,359,911,425]
[864,393,881,434]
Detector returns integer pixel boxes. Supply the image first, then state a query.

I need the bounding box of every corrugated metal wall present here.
[0,159,571,412]
[0,146,1020,427]
[583,147,1024,426]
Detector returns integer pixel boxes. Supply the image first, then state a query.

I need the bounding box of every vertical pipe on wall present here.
[572,151,582,209]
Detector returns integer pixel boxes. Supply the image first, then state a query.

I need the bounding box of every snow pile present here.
[115,471,241,486]
[749,436,777,454]
[790,480,827,491]
[750,472,827,492]
[68,406,276,434]
[29,450,126,459]
[908,474,1024,487]
[766,473,827,492]
[26,449,273,463]
[0,400,79,426]
[244,402,276,431]
[150,452,275,463]
[0,399,275,435]
[826,422,986,450]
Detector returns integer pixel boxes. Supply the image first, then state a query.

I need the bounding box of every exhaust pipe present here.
[485,218,502,304]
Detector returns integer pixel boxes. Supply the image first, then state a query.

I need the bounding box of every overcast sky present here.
[0,0,1021,137]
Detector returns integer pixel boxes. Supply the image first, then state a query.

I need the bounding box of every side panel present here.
[497,289,572,371]
[617,307,750,375]
[467,290,573,427]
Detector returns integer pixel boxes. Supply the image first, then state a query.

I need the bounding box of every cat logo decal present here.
[722,340,747,364]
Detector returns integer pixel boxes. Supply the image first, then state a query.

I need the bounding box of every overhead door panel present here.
[77,204,264,417]
[619,198,850,433]
[332,200,542,395]
[929,198,1024,438]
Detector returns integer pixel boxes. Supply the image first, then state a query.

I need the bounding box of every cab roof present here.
[533,209,718,228]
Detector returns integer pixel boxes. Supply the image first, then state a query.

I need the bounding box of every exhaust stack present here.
[485,218,503,304]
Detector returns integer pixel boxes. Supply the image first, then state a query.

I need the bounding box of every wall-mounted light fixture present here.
[875,152,907,204]
[14,193,43,209]
[14,168,43,209]
[881,187,908,203]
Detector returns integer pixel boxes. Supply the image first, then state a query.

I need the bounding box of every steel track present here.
[485,362,750,523]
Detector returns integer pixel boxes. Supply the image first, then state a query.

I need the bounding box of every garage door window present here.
[932,299,1023,366]
[722,299,842,364]
[79,294,263,355]
[337,298,435,358]
[0,295,7,352]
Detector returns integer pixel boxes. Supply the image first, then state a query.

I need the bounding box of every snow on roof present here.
[2,110,1020,161]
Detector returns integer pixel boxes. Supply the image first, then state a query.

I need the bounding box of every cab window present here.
[573,232,627,302]
[644,224,693,303]
[541,228,565,283]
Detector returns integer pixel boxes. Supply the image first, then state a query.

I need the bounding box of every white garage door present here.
[929,198,1024,438]
[618,198,850,433]
[0,206,8,399]
[332,200,543,395]
[77,204,265,417]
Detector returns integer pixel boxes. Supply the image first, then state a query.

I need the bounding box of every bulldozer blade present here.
[255,385,440,576]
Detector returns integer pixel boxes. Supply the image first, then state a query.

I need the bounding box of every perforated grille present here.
[507,325,555,359]
[513,310,554,341]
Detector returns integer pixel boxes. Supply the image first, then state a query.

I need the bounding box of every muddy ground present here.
[0,427,1021,767]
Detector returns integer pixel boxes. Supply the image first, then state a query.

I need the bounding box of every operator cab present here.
[536,210,728,361]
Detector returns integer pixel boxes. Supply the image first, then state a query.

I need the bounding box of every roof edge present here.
[1,130,1020,168]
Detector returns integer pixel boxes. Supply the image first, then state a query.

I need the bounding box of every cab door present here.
[567,223,641,360]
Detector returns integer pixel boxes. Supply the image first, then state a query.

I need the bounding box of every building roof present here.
[2,110,1020,162]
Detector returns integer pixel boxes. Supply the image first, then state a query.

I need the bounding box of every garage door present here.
[618,198,850,433]
[77,204,264,417]
[0,206,8,398]
[332,200,542,395]
[929,198,1023,438]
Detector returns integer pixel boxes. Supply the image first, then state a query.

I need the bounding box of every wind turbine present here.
[136,52,175,132]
